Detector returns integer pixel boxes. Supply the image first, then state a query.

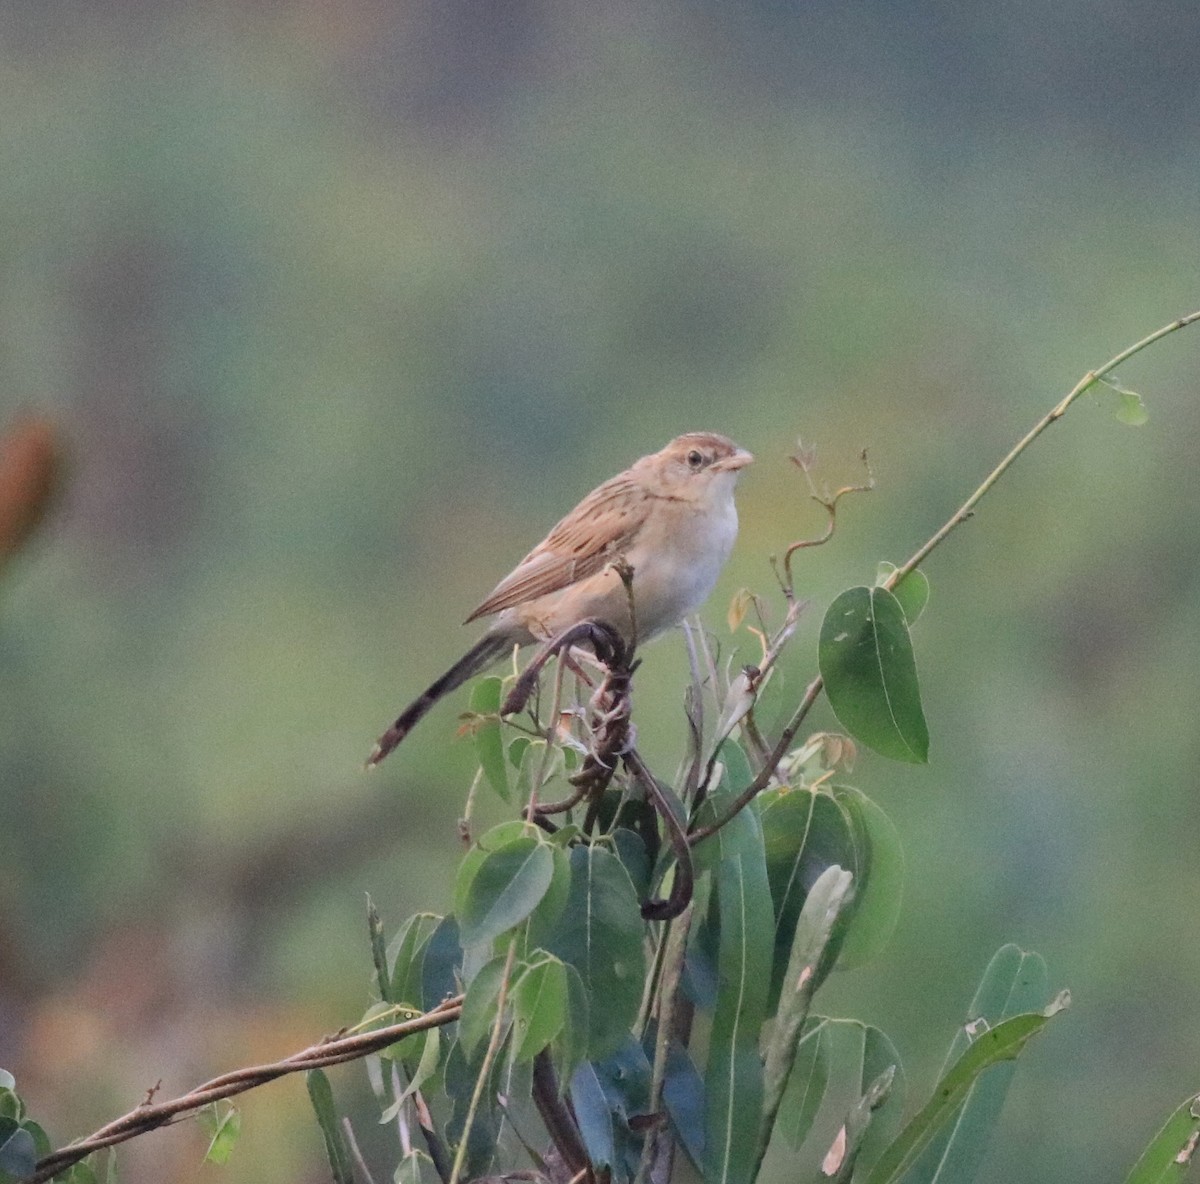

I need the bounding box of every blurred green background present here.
[2,3,1199,1181]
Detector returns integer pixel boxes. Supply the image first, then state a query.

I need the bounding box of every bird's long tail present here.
[367,633,513,767]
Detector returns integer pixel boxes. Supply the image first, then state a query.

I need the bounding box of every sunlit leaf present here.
[819,586,929,763]
[727,587,759,633]
[554,963,590,1084]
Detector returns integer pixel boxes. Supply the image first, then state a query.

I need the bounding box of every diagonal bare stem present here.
[690,310,1200,845]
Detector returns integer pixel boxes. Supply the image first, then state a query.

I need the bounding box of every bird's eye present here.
[687,449,705,469]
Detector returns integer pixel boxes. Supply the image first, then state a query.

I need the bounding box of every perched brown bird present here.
[367,432,753,765]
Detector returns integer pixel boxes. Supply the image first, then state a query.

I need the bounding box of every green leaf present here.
[545,845,646,1060]
[199,1103,241,1165]
[572,1037,653,1179]
[777,1020,831,1150]
[525,841,571,948]
[471,677,509,801]
[367,895,391,1003]
[394,1149,429,1184]
[0,1074,13,1092]
[1097,374,1149,426]
[420,915,463,1010]
[388,913,443,1009]
[819,586,930,763]
[611,828,652,900]
[570,1061,616,1171]
[56,1163,98,1184]
[857,1026,908,1173]
[0,1091,20,1122]
[22,1120,50,1161]
[508,735,531,769]
[820,1064,898,1182]
[443,1039,501,1180]
[833,788,905,969]
[381,1028,442,1121]
[702,757,774,1184]
[459,955,511,1061]
[0,1121,36,1181]
[760,865,855,1157]
[306,1069,354,1184]
[454,821,532,923]
[864,993,1070,1184]
[760,789,860,1005]
[876,563,931,625]
[1123,1092,1200,1184]
[659,1036,706,1169]
[511,956,569,1062]
[902,944,1050,1184]
[459,836,555,948]
[554,963,591,1083]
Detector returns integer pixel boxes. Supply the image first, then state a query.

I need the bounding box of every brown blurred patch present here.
[0,415,64,572]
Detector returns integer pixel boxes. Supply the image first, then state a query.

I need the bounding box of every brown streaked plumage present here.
[368,432,753,765]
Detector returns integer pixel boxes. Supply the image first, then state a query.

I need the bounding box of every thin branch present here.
[691,311,1200,845]
[449,942,517,1184]
[531,1051,593,1182]
[31,996,464,1183]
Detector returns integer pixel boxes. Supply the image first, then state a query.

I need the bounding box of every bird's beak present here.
[715,448,754,473]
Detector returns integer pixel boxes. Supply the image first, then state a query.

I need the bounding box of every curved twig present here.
[692,311,1200,845]
[31,996,464,1182]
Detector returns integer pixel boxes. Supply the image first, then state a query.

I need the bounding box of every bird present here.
[367,432,753,766]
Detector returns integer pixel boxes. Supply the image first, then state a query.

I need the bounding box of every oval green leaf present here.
[460,836,555,948]
[832,788,905,970]
[470,677,509,801]
[819,586,929,763]
[876,562,931,625]
[511,955,569,1062]
[545,846,646,1060]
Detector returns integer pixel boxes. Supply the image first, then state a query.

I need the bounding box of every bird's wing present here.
[465,474,649,622]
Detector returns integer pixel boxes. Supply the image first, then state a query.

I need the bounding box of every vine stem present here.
[690,310,1200,844]
[448,939,517,1184]
[31,996,464,1182]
